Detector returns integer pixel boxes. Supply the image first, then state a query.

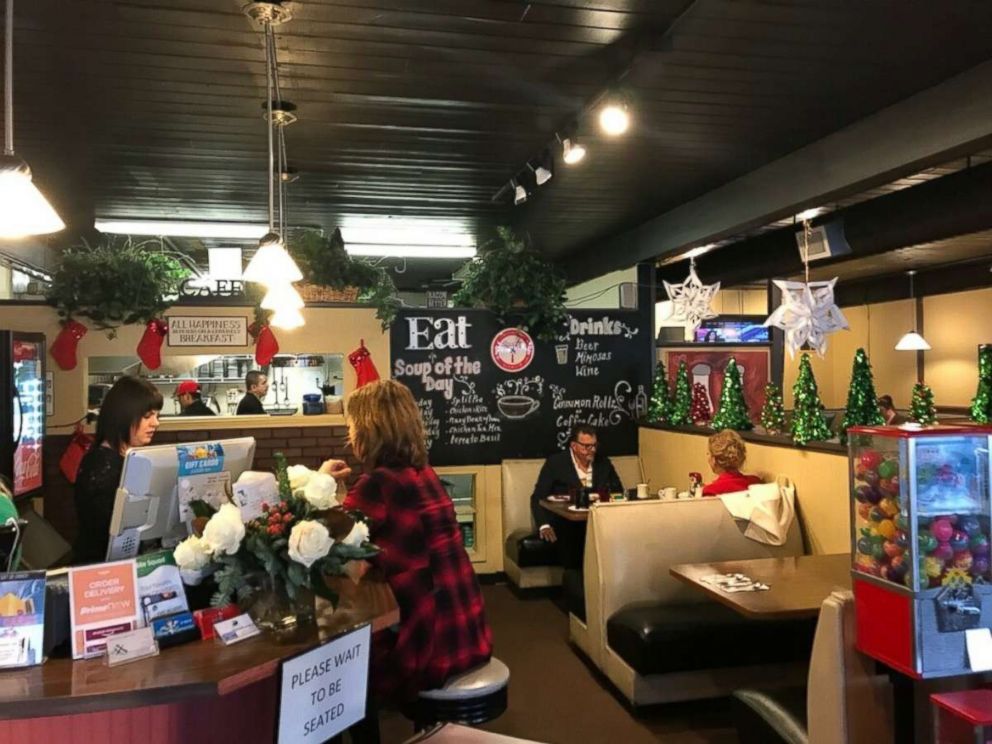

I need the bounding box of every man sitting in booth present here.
[530,423,623,568]
[175,381,215,417]
[236,370,269,415]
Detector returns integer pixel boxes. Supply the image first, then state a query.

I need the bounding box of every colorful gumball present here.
[888,556,908,584]
[931,519,954,543]
[950,530,970,551]
[895,530,909,548]
[970,534,990,556]
[871,541,887,561]
[855,555,881,577]
[879,498,900,518]
[863,470,881,488]
[972,557,990,577]
[894,513,909,531]
[960,516,982,535]
[864,487,883,505]
[883,541,903,559]
[854,484,874,503]
[857,502,872,522]
[883,477,900,496]
[933,542,954,561]
[860,450,883,472]
[878,459,899,480]
[857,537,874,556]
[924,556,945,579]
[918,533,938,553]
[877,519,897,540]
[954,550,974,571]
[869,507,886,523]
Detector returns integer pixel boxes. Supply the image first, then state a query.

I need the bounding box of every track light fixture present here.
[532,150,553,185]
[561,136,586,165]
[598,99,630,136]
[513,179,527,206]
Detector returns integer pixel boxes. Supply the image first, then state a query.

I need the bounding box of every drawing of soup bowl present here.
[497,395,539,419]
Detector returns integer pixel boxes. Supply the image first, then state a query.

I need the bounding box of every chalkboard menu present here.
[390,309,652,466]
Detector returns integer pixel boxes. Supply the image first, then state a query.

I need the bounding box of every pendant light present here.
[895,270,930,351]
[0,0,64,238]
[241,6,301,288]
[261,281,304,311]
[269,306,305,330]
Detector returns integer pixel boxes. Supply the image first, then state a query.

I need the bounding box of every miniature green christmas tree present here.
[791,353,832,445]
[669,360,692,426]
[840,348,884,440]
[647,361,672,423]
[760,382,786,434]
[690,382,711,425]
[710,358,753,431]
[971,345,992,423]
[911,382,937,425]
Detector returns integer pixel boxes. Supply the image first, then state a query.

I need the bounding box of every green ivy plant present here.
[452,226,568,341]
[288,228,399,329]
[46,238,190,335]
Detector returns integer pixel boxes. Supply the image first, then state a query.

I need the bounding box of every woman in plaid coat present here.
[322,379,492,706]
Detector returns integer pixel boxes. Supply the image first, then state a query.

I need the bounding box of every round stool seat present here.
[419,657,510,701]
[415,657,509,731]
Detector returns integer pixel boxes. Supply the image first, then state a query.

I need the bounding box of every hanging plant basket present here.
[297,283,360,304]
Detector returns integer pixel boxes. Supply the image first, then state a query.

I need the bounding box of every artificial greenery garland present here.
[46,239,189,333]
[452,226,567,341]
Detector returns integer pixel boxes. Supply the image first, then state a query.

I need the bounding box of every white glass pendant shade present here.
[261,282,304,311]
[895,331,931,351]
[0,160,65,238]
[270,306,305,330]
[242,232,303,284]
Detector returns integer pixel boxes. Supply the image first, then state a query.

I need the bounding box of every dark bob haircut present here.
[95,376,163,452]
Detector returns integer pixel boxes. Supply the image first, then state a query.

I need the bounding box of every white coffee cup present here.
[660,487,677,500]
[636,483,649,499]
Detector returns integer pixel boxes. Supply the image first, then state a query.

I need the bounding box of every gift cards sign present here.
[68,560,140,659]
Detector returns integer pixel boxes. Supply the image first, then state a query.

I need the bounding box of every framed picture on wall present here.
[661,346,771,424]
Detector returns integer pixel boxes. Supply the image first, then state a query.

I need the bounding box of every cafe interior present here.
[3,2,992,743]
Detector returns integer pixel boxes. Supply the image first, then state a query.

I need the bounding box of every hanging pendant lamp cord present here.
[268,28,287,236]
[5,0,14,156]
[264,21,275,232]
[802,219,811,284]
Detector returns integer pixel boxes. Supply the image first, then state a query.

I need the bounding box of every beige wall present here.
[639,427,850,554]
[781,298,917,409]
[0,303,389,434]
[566,266,637,309]
[924,287,992,407]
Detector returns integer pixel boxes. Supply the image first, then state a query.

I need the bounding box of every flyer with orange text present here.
[68,560,140,659]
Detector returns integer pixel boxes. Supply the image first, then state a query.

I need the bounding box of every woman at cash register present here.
[73,376,163,564]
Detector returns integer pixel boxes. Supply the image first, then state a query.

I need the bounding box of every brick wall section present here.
[41,426,357,545]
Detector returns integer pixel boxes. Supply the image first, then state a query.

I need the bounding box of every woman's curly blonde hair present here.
[708,429,748,471]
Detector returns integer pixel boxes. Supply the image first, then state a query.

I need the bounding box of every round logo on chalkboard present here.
[491,328,535,373]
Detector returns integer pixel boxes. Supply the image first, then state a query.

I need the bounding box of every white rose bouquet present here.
[173,453,377,608]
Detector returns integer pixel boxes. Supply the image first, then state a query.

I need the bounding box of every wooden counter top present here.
[157,413,346,431]
[0,576,398,720]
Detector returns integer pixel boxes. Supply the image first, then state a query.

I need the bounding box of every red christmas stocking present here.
[348,341,380,388]
[50,319,87,370]
[136,319,168,370]
[251,323,279,366]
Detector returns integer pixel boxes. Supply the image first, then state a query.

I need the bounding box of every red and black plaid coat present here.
[344,465,493,703]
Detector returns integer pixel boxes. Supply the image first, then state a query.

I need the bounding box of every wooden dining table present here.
[539,497,591,522]
[669,553,852,620]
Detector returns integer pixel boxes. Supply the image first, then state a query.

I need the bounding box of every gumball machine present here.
[849,425,992,678]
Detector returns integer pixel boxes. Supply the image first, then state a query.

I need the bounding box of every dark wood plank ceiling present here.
[5,0,992,287]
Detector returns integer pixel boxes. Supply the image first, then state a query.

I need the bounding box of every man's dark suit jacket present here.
[529,450,624,529]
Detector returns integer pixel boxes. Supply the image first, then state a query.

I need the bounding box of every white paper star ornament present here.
[764,278,848,358]
[663,265,720,334]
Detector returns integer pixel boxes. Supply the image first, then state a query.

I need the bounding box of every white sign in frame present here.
[278,623,371,744]
[167,316,248,347]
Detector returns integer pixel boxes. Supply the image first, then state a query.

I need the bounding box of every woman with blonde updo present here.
[702,429,762,496]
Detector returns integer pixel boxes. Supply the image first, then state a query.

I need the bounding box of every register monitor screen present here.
[106,437,256,562]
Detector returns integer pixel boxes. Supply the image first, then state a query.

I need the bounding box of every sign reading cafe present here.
[168,316,249,347]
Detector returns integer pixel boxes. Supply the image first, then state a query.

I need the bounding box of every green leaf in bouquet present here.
[310,564,339,606]
[189,499,217,519]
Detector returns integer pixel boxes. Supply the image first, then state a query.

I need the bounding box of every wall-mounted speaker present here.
[796,218,851,262]
[619,282,637,309]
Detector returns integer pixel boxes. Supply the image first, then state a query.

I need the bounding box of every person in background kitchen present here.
[74,376,162,563]
[174,380,215,416]
[530,423,623,568]
[235,370,269,415]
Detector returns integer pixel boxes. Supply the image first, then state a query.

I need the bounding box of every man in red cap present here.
[175,380,216,417]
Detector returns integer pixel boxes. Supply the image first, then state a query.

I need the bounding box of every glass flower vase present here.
[242,573,316,643]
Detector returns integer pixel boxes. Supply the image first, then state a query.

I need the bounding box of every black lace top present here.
[73,445,124,564]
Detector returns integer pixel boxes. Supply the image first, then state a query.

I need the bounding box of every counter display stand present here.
[0,575,398,743]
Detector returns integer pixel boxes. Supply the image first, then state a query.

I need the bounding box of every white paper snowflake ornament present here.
[764,278,849,358]
[663,261,720,334]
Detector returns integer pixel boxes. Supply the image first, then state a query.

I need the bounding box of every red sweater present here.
[702,470,762,497]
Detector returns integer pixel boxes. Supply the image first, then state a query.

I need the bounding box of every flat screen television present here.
[694,317,770,344]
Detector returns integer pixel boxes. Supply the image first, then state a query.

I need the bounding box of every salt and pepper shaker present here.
[689,472,703,499]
